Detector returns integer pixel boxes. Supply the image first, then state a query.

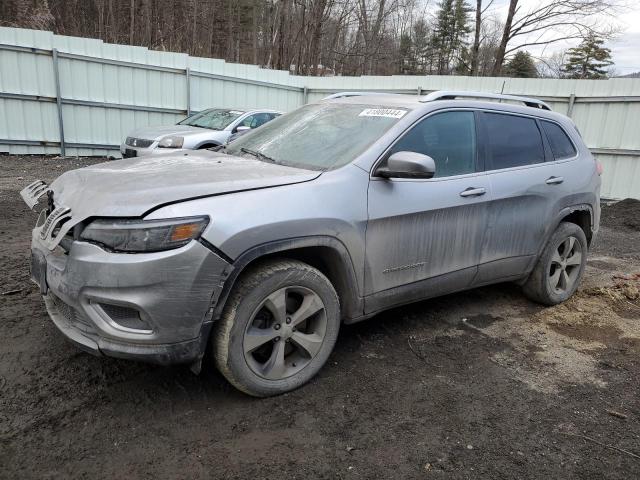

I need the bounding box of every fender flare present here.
[536,203,594,259]
[210,235,364,322]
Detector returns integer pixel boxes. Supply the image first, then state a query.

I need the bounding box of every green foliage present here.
[431,0,472,74]
[398,33,415,74]
[504,51,538,78]
[562,34,613,79]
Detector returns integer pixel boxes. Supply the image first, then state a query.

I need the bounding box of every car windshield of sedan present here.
[178,109,244,130]
[225,103,408,170]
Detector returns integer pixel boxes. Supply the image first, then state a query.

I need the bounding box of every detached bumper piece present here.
[20,179,50,210]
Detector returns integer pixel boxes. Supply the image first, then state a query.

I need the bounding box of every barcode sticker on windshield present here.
[359,108,407,119]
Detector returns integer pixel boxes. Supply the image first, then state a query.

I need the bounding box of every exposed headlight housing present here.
[158,135,184,148]
[81,216,209,252]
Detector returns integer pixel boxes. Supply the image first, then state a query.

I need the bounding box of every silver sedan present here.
[120,108,281,158]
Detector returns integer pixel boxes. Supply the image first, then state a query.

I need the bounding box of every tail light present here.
[596,160,603,176]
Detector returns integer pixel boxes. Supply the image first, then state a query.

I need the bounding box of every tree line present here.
[0,0,619,78]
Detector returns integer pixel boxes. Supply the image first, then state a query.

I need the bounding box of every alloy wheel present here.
[547,235,583,294]
[243,286,327,380]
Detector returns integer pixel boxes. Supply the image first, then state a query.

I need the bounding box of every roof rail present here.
[322,91,400,100]
[420,90,551,111]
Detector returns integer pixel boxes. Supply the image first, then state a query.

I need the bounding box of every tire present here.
[212,259,340,397]
[523,221,588,306]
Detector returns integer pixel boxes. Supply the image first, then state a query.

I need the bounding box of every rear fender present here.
[537,203,594,259]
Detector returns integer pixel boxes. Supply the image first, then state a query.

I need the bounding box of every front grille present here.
[51,293,77,322]
[125,137,153,148]
[123,148,137,158]
[50,294,95,332]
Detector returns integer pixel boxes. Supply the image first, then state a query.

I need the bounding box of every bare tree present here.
[536,50,567,78]
[470,0,494,75]
[0,0,622,77]
[491,0,621,75]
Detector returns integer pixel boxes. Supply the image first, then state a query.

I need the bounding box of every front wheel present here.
[212,259,340,397]
[523,221,588,305]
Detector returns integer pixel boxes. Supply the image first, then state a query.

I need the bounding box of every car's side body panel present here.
[365,173,491,296]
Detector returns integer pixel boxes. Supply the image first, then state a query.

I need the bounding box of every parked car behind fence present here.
[121,108,281,158]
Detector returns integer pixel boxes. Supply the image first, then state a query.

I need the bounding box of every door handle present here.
[459,187,487,197]
[546,176,564,185]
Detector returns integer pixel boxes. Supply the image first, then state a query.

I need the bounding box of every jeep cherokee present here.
[21,91,601,397]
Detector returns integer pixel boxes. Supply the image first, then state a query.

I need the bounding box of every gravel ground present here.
[1,156,639,479]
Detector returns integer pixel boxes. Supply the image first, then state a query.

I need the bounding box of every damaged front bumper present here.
[22,181,230,365]
[33,236,228,364]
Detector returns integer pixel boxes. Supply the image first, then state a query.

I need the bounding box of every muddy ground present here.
[1,155,639,479]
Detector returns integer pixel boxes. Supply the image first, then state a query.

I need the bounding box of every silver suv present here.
[22,91,601,397]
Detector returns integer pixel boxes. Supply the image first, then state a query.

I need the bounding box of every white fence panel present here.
[0,26,639,199]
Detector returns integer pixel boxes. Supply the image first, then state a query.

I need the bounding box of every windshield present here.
[178,109,244,130]
[225,103,408,170]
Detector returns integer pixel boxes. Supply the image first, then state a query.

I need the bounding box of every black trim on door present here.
[475,110,490,172]
[535,118,555,162]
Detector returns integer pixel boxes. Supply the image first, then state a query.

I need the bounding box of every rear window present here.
[484,112,545,169]
[541,121,577,160]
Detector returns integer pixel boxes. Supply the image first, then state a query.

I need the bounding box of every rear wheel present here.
[213,259,340,397]
[523,221,588,305]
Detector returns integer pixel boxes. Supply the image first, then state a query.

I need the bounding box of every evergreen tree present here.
[504,51,538,78]
[398,33,415,74]
[431,0,472,74]
[562,34,613,79]
[412,19,431,74]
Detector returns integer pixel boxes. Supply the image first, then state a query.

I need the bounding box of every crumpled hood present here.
[50,150,321,221]
[128,124,211,140]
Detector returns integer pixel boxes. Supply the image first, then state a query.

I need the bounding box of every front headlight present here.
[81,216,209,252]
[158,135,184,148]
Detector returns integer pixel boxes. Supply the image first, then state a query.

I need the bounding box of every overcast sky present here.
[490,0,640,75]
[608,16,640,74]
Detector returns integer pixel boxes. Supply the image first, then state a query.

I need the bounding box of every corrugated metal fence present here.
[1,26,639,199]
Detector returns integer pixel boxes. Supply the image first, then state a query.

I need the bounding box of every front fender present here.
[209,235,364,322]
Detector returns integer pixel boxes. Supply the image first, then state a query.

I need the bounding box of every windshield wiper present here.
[240,147,276,163]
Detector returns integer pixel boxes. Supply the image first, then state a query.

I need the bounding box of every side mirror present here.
[376,151,436,179]
[235,125,251,133]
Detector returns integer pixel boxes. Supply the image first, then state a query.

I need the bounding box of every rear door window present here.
[388,111,477,178]
[541,121,577,160]
[483,112,545,170]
